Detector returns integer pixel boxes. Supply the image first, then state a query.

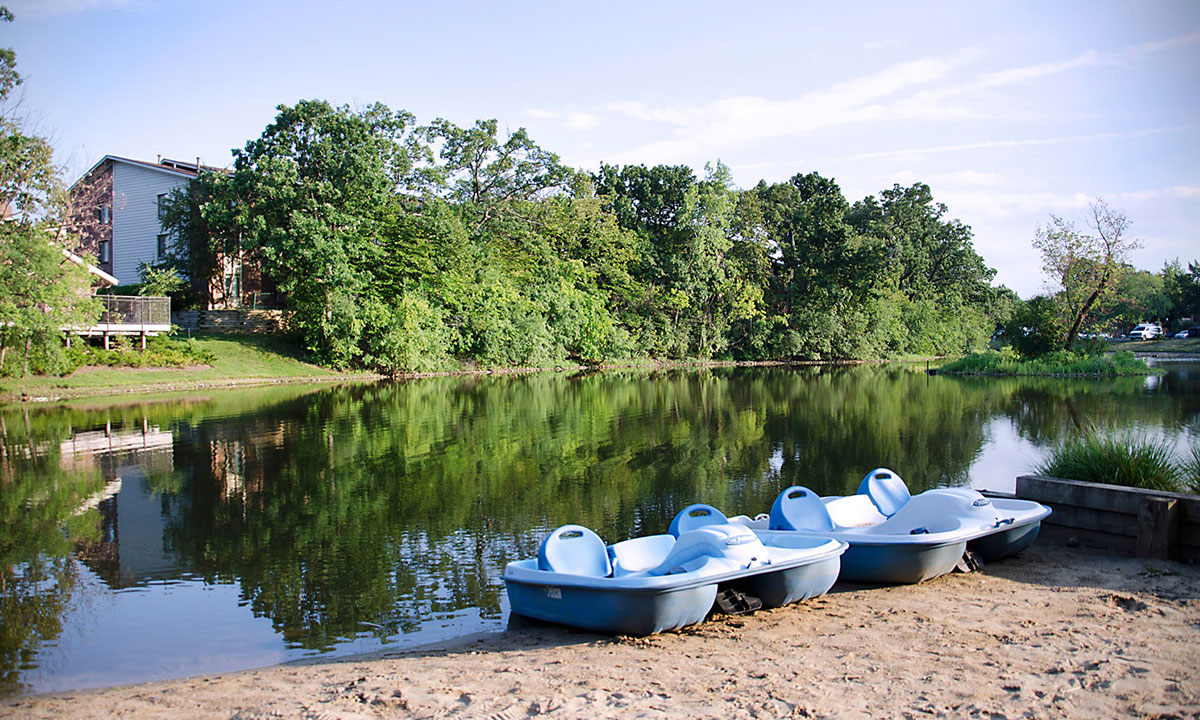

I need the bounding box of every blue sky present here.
[8,0,1199,297]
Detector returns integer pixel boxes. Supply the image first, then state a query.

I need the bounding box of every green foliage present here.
[939,348,1152,376]
[161,97,1015,372]
[360,294,454,374]
[1004,295,1063,359]
[1035,428,1183,492]
[1033,201,1140,347]
[137,263,186,296]
[1180,445,1200,494]
[63,334,216,370]
[0,225,100,377]
[0,16,99,378]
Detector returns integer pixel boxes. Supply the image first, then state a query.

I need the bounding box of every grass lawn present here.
[0,333,378,404]
[1115,336,1200,354]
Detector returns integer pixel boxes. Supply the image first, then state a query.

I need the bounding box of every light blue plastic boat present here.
[731,468,1051,585]
[503,506,847,635]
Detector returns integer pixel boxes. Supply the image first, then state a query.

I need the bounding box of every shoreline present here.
[4,348,1195,408]
[4,543,1198,719]
[0,357,877,407]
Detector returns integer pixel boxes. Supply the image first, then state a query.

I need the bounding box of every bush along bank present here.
[935,348,1155,377]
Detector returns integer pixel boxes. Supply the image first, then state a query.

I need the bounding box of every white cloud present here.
[601,55,971,165]
[595,30,1199,168]
[821,125,1200,163]
[566,112,600,130]
[937,170,1008,186]
[1115,186,1200,202]
[938,190,1094,221]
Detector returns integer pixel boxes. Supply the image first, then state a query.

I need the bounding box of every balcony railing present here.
[97,295,171,326]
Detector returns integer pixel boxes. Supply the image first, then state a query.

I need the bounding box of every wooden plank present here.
[1178,521,1200,547]
[1038,524,1137,555]
[1044,505,1137,537]
[1136,497,1180,559]
[1018,475,1200,515]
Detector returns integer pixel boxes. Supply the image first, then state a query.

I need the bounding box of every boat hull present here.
[503,532,847,635]
[968,519,1042,562]
[504,574,718,635]
[738,554,842,607]
[839,539,967,584]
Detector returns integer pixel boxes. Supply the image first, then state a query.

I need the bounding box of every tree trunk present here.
[1063,269,1111,350]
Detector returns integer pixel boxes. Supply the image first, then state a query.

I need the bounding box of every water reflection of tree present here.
[144,366,1002,651]
[943,375,1188,446]
[0,414,104,695]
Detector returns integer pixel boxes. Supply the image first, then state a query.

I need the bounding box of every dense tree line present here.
[163,100,1007,371]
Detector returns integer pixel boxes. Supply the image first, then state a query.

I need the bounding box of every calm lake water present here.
[2,362,1197,695]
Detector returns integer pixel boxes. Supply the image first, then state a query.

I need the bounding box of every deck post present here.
[1137,497,1180,560]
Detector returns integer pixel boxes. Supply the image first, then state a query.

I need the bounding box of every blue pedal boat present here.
[731,469,1050,584]
[852,468,1052,563]
[503,506,847,635]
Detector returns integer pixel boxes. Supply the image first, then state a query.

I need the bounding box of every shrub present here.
[63,334,215,370]
[938,347,1153,377]
[1004,295,1063,359]
[359,295,454,374]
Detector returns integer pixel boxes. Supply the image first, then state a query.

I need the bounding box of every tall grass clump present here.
[1035,428,1183,492]
[1181,445,1200,495]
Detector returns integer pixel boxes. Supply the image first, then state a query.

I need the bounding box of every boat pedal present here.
[714,588,763,615]
[954,549,983,574]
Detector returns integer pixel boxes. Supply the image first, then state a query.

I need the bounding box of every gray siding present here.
[110,162,191,285]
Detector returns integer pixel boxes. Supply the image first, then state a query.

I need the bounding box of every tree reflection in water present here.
[1,363,1195,692]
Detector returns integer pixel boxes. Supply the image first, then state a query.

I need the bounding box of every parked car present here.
[1175,327,1199,338]
[1127,323,1163,340]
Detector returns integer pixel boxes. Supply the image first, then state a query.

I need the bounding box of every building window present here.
[157,193,167,222]
[99,240,110,264]
[98,206,111,224]
[157,234,168,259]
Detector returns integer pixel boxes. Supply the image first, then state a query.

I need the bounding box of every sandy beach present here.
[4,543,1198,719]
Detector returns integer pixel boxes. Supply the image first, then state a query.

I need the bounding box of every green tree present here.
[422,118,571,231]
[847,183,997,356]
[1033,199,1140,349]
[754,171,885,359]
[1004,295,1063,358]
[1162,259,1200,328]
[137,263,186,297]
[0,8,99,376]
[227,100,418,366]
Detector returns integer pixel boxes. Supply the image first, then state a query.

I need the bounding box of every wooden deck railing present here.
[98,295,171,325]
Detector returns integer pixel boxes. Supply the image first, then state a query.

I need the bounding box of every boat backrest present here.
[824,494,889,528]
[668,503,730,537]
[769,486,835,532]
[609,534,676,576]
[858,468,911,517]
[651,524,766,576]
[537,525,612,577]
[875,489,990,535]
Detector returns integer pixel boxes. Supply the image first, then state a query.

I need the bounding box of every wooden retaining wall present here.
[1016,475,1200,562]
[172,310,283,334]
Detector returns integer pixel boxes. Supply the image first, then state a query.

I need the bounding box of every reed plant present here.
[1181,445,1200,495]
[1035,428,1184,492]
